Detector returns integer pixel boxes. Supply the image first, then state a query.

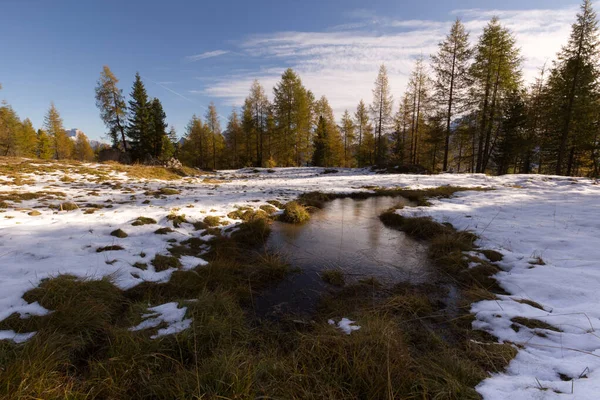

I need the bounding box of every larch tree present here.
[247,80,270,167]
[205,102,222,170]
[0,103,20,156]
[225,109,243,168]
[406,57,432,165]
[126,73,152,161]
[74,132,95,161]
[546,0,599,175]
[18,118,38,157]
[340,110,355,167]
[241,99,254,166]
[431,19,472,171]
[370,64,393,166]
[161,126,177,161]
[44,102,71,159]
[354,100,370,166]
[470,17,522,172]
[95,66,128,151]
[36,129,53,160]
[180,115,208,168]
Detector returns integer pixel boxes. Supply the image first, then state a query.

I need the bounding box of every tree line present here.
[178,0,600,176]
[0,91,95,162]
[1,0,598,176]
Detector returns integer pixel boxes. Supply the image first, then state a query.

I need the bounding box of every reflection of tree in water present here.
[260,196,433,317]
[268,196,431,283]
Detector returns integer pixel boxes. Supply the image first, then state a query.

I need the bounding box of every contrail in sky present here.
[142,75,227,122]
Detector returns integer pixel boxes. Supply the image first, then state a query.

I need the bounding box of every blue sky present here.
[0,0,583,141]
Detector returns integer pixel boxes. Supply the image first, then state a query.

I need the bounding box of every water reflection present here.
[256,196,433,317]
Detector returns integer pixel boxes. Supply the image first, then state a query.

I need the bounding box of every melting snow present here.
[129,302,192,339]
[329,317,361,335]
[1,164,600,398]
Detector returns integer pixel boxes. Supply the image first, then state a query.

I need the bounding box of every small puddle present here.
[256,196,435,318]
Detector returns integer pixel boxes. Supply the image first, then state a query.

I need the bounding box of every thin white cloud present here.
[185,50,229,62]
[198,4,587,120]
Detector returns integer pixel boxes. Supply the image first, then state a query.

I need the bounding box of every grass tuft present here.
[515,298,545,310]
[230,217,272,247]
[110,229,128,238]
[511,317,561,332]
[321,269,345,287]
[60,202,79,211]
[167,213,187,227]
[481,249,504,262]
[151,254,182,272]
[266,200,284,209]
[132,216,157,226]
[97,245,124,252]
[380,211,451,240]
[280,201,310,223]
[259,204,277,215]
[158,187,180,195]
[203,215,222,227]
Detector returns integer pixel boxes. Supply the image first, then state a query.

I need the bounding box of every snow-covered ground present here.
[1,162,599,399]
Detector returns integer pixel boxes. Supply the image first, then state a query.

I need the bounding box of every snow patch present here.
[328,318,361,335]
[129,302,192,339]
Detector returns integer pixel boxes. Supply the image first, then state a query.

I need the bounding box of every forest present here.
[1,0,599,177]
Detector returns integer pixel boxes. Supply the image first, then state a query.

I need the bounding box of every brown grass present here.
[131,216,157,226]
[321,269,345,287]
[280,201,310,223]
[110,229,128,238]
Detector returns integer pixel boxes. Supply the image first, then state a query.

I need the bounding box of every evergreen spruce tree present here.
[546,0,599,175]
[525,66,549,173]
[494,90,528,175]
[273,69,310,166]
[126,73,152,160]
[95,66,128,151]
[391,94,412,164]
[431,19,472,171]
[313,96,343,166]
[371,64,393,166]
[149,98,168,159]
[312,116,328,166]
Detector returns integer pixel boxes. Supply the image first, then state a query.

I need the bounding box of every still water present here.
[255,196,433,318]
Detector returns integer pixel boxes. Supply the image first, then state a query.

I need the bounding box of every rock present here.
[164,158,183,169]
